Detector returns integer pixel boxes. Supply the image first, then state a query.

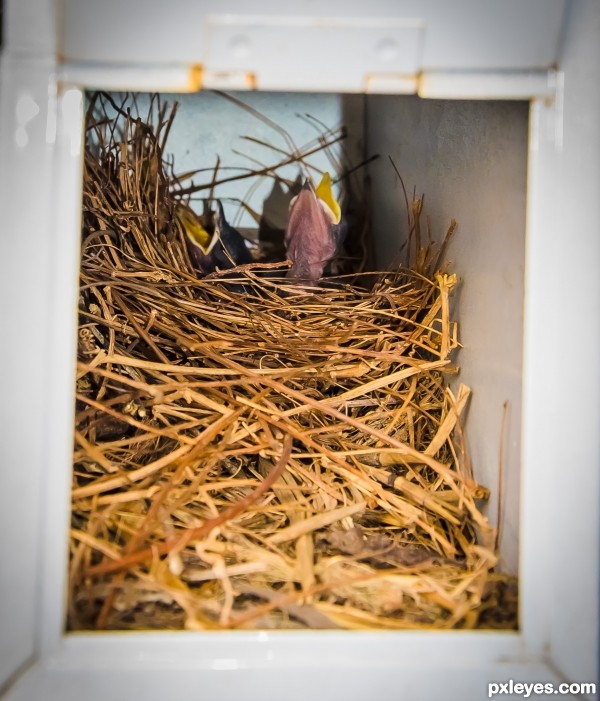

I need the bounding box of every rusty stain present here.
[188,64,203,92]
[363,72,418,94]
[246,72,257,90]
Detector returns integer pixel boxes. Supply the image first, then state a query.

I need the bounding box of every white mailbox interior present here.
[0,1,598,700]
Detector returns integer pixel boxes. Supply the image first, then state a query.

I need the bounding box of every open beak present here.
[178,200,251,273]
[284,173,342,283]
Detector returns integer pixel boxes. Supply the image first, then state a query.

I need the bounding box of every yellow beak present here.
[176,204,216,254]
[315,172,341,225]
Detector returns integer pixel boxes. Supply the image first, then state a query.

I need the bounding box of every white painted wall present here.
[366,97,529,575]
[127,91,355,230]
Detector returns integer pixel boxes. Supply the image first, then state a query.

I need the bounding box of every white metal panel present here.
[2,656,580,701]
[58,0,567,94]
[204,15,423,93]
[0,630,573,701]
[36,85,85,658]
[419,71,557,100]
[0,55,58,689]
[58,64,203,93]
[522,0,600,684]
[4,0,56,55]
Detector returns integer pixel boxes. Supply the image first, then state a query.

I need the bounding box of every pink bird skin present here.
[284,178,342,283]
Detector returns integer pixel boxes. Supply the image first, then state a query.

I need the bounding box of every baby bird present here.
[177,200,251,274]
[212,200,253,269]
[284,173,343,283]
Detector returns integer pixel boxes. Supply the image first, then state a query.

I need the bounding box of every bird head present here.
[177,200,251,274]
[284,172,342,283]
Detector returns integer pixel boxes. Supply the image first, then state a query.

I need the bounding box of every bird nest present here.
[70,92,517,631]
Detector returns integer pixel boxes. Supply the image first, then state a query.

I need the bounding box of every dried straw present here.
[70,92,517,631]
